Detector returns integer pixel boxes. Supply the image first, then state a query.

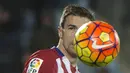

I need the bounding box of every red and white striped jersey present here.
[23,46,80,73]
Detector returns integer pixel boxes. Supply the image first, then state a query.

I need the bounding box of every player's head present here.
[58,4,95,57]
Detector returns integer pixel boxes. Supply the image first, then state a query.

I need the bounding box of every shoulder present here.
[28,48,58,62]
[23,48,59,73]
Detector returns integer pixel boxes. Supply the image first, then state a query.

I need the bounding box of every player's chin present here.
[71,51,77,58]
[70,46,77,57]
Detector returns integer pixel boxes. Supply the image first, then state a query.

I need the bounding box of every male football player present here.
[23,4,95,73]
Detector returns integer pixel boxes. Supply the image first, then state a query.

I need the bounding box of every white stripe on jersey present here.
[56,58,64,73]
[62,56,72,73]
[56,57,80,73]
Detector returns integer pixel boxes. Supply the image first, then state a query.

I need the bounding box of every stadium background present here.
[0,0,129,73]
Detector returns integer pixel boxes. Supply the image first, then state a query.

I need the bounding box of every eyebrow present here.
[68,24,78,28]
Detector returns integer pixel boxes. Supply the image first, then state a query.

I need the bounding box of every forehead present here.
[64,15,90,28]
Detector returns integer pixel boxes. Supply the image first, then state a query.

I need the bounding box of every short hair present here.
[59,4,95,28]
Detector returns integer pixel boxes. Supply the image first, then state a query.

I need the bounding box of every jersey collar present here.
[51,46,64,57]
[55,47,64,57]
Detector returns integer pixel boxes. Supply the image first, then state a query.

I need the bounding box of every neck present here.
[57,39,77,67]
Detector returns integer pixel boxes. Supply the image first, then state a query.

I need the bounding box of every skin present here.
[57,15,90,67]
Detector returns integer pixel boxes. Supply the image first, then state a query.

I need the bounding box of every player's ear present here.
[58,26,63,38]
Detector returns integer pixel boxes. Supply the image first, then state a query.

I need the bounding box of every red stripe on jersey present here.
[61,58,68,73]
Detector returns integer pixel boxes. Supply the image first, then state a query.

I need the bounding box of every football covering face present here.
[74,21,120,67]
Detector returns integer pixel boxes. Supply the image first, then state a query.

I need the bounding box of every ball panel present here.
[99,32,110,42]
[81,56,93,63]
[99,26,112,33]
[86,23,96,37]
[78,40,89,48]
[80,26,88,34]
[91,27,102,38]
[113,49,117,58]
[82,47,91,57]
[78,33,88,41]
[76,45,82,57]
[99,21,114,29]
[90,51,100,62]
[97,53,105,62]
[109,32,115,43]
[104,55,113,63]
[103,48,114,56]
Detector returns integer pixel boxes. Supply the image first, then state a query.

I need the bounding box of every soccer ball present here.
[74,21,120,67]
